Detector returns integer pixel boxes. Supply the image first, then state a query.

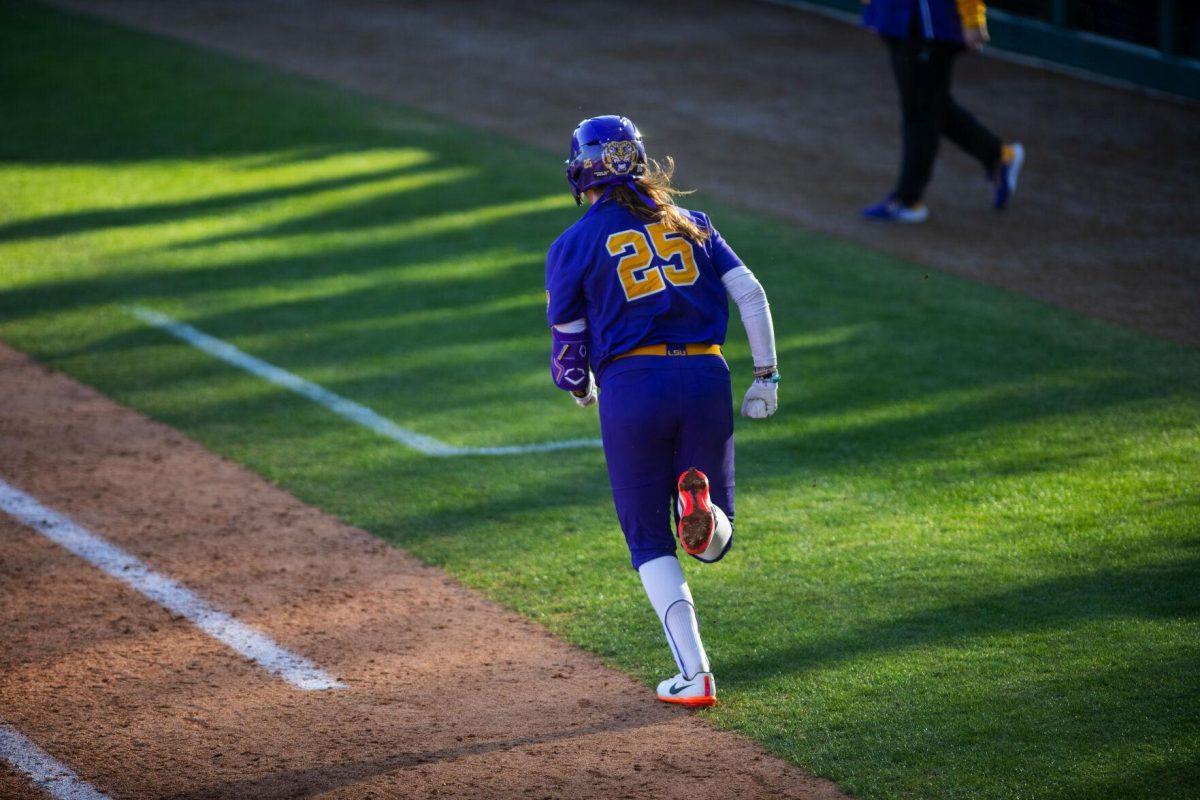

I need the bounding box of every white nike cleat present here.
[656,671,716,707]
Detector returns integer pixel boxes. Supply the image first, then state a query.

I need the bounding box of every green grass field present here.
[2,3,1198,798]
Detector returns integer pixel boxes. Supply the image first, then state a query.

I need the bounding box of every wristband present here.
[754,365,780,381]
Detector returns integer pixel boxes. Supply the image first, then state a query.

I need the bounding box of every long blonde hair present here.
[608,157,709,244]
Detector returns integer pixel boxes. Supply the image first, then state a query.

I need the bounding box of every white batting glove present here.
[571,374,597,408]
[741,376,778,419]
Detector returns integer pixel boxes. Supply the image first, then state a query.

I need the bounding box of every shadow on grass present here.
[723,554,1200,683]
[0,193,571,324]
[0,157,443,243]
[1042,755,1200,800]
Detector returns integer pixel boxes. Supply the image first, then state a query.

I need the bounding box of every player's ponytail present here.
[610,157,710,244]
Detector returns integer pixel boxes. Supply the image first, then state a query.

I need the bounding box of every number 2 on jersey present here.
[607,221,699,302]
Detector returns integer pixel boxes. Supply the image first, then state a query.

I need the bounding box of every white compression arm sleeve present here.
[721,266,776,369]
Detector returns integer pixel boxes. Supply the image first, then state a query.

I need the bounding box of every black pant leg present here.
[889,36,946,206]
[937,45,1004,176]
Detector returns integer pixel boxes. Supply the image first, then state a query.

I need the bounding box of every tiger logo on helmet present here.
[602,140,639,176]
[565,115,648,204]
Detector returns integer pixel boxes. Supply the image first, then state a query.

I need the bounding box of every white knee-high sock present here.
[638,555,711,678]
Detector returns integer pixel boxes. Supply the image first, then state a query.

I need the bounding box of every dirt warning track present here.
[0,343,845,798]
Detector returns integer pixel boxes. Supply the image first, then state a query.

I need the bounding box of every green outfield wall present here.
[776,0,1200,101]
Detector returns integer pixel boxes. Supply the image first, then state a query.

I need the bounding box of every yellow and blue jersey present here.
[863,0,987,43]
[545,197,744,374]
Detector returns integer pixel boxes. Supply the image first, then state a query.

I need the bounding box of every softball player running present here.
[546,115,779,707]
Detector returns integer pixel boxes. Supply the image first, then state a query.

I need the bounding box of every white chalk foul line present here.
[0,479,344,691]
[0,723,111,800]
[128,306,601,457]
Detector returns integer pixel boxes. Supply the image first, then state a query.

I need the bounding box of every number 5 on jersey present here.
[607,221,700,302]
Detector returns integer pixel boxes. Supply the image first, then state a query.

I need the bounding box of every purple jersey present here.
[546,198,744,373]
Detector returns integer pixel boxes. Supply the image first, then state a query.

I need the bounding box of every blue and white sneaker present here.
[994,142,1025,210]
[861,194,929,224]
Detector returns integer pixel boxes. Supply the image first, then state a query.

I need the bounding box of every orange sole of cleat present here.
[677,467,715,555]
[658,695,717,708]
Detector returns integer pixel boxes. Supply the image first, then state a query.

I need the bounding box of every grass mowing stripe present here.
[0,478,344,691]
[128,306,603,456]
[2,3,1198,798]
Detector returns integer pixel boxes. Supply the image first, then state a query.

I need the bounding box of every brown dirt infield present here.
[0,344,845,798]
[46,0,1200,348]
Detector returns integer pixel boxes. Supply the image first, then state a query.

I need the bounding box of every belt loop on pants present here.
[611,343,723,361]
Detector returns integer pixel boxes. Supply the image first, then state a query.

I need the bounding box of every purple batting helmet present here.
[565,115,647,204]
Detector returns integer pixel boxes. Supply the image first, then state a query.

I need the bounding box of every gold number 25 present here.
[606,221,699,302]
